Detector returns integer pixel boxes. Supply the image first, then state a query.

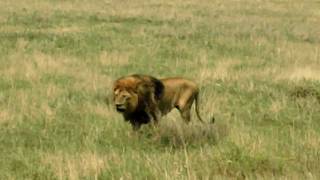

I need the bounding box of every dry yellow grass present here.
[42,152,105,180]
[0,0,319,179]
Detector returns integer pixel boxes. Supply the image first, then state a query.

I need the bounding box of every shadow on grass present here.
[138,119,229,148]
[290,85,320,103]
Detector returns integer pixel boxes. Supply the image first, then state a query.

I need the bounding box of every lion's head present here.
[113,87,139,113]
[113,76,140,113]
[112,74,164,114]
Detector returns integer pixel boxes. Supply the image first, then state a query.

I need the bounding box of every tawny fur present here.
[158,77,204,123]
[113,74,204,130]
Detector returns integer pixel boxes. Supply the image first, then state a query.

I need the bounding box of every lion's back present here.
[161,77,198,91]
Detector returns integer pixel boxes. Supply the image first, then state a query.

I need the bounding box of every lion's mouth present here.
[116,108,126,112]
[116,105,126,112]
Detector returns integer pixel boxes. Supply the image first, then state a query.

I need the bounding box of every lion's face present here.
[113,87,139,113]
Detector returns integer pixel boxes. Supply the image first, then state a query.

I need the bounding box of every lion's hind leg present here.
[176,91,195,124]
[179,107,191,123]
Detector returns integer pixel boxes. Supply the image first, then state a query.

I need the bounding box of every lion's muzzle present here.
[116,104,126,112]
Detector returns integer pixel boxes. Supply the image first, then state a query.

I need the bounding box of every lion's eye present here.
[122,94,130,100]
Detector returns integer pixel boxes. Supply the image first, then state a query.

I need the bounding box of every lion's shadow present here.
[137,118,228,149]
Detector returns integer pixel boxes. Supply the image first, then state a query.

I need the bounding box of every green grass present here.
[0,0,320,179]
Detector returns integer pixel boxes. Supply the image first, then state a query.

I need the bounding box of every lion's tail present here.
[194,92,204,123]
[195,91,215,124]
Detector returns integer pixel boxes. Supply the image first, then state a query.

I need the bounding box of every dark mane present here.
[123,110,151,125]
[114,74,165,130]
[131,74,164,100]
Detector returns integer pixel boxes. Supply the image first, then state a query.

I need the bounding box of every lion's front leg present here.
[146,94,162,123]
[145,105,161,124]
[131,121,141,131]
[151,108,162,124]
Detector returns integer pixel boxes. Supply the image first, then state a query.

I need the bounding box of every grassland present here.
[0,0,320,179]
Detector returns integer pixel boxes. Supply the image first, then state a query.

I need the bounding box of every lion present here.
[112,74,210,130]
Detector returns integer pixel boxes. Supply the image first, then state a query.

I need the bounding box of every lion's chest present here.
[124,111,150,124]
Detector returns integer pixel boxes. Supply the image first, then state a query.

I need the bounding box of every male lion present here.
[113,74,208,130]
